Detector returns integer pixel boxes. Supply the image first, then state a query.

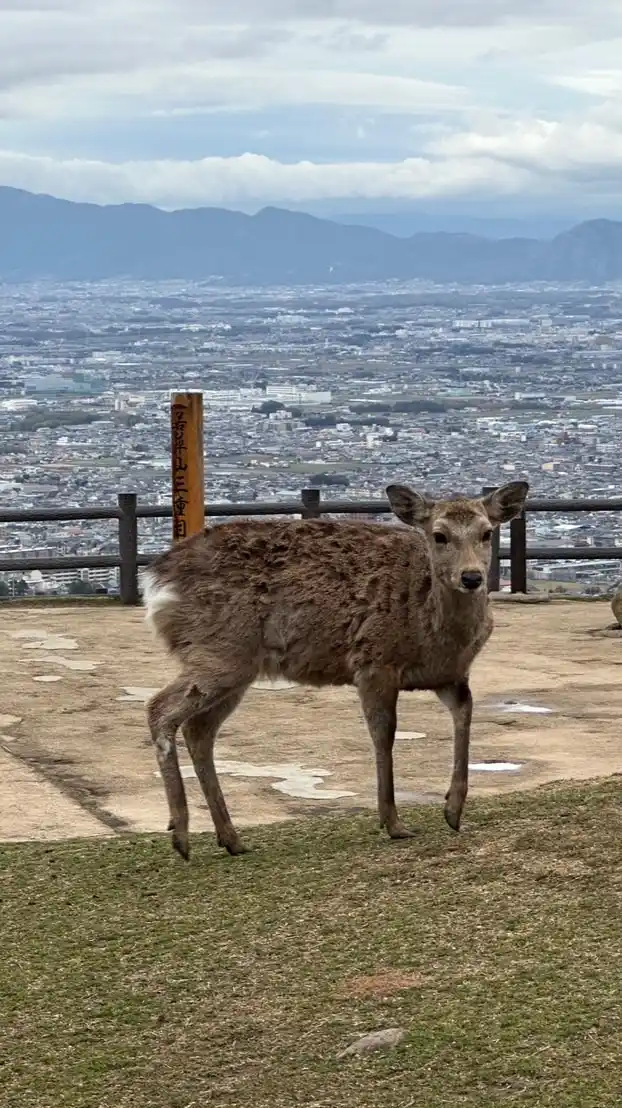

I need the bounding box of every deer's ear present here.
[386,485,433,527]
[483,480,529,525]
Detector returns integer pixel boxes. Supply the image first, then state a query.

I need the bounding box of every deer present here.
[143,479,528,860]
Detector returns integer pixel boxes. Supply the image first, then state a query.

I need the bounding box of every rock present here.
[489,592,550,604]
[587,624,622,638]
[611,585,622,628]
[337,1027,406,1059]
[0,715,22,730]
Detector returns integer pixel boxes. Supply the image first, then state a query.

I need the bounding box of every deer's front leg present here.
[436,679,472,832]
[357,676,414,840]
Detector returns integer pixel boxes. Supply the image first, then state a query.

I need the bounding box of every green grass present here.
[2,779,622,1107]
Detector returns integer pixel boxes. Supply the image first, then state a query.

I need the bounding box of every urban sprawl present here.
[1,278,622,598]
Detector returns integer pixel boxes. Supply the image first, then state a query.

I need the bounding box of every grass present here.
[1,779,622,1108]
[0,596,123,608]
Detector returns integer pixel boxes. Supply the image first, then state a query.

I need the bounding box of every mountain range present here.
[1,186,622,286]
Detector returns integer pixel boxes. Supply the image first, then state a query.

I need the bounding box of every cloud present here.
[1,0,622,210]
[0,0,620,112]
[431,108,622,179]
[0,149,531,207]
[551,71,622,98]
[0,4,477,125]
[2,126,621,210]
[0,1,74,8]
[0,69,467,122]
[3,0,617,25]
[174,0,622,31]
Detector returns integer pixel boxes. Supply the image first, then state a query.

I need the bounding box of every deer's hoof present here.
[443,805,462,833]
[218,835,250,856]
[387,823,417,841]
[171,830,190,860]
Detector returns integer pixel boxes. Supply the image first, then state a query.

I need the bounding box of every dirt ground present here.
[1,599,621,843]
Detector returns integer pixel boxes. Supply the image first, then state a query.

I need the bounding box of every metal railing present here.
[1,488,622,603]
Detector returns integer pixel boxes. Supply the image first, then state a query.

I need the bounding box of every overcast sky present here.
[0,0,621,211]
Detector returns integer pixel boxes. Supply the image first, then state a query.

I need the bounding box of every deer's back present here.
[146,518,435,682]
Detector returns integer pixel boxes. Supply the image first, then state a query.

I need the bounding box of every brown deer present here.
[143,480,528,860]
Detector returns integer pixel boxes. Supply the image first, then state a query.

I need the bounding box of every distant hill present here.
[326,211,575,239]
[1,186,621,285]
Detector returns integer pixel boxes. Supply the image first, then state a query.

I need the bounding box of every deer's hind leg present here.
[182,681,250,856]
[147,675,207,860]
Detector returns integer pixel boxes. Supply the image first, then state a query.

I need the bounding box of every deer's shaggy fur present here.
[144,480,528,859]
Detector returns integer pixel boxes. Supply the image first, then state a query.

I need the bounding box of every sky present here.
[1,0,622,214]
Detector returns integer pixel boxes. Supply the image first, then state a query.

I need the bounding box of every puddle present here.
[219,760,356,800]
[37,655,98,672]
[33,675,63,683]
[469,762,522,772]
[156,759,356,800]
[22,636,79,651]
[491,701,553,715]
[10,629,57,640]
[117,687,159,703]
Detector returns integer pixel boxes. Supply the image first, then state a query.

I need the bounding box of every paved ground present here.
[0,600,621,843]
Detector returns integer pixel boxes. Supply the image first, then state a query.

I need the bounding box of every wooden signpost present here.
[170,390,205,542]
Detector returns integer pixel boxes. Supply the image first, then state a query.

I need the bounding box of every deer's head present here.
[386,480,529,594]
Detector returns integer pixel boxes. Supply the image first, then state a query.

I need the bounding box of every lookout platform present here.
[0,599,620,843]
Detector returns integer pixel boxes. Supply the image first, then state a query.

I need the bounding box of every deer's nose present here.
[461,570,483,591]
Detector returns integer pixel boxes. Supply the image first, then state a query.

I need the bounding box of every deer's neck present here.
[404,540,490,641]
[428,576,490,639]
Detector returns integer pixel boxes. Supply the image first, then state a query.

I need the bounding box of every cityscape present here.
[1,275,622,597]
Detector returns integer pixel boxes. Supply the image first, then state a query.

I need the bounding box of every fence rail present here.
[1,489,622,603]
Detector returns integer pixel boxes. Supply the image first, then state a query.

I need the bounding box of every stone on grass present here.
[337,1027,406,1059]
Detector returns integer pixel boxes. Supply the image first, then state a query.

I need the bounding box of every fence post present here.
[170,390,205,542]
[300,488,322,519]
[118,493,139,605]
[482,486,501,592]
[510,511,528,594]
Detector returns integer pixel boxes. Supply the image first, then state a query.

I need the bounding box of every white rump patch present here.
[142,570,179,628]
[156,736,172,759]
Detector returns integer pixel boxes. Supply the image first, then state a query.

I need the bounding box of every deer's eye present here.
[433,532,448,545]
[482,530,493,543]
